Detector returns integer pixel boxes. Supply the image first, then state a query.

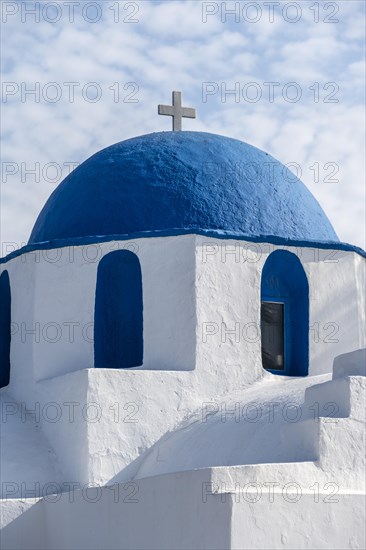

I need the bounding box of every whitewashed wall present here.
[1,468,364,550]
[4,235,196,394]
[195,236,365,379]
[304,248,366,374]
[4,235,364,395]
[1,253,37,404]
[1,236,365,486]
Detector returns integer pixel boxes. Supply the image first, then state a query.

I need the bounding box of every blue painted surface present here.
[1,229,365,266]
[261,250,309,376]
[0,270,11,388]
[29,132,339,244]
[94,250,143,369]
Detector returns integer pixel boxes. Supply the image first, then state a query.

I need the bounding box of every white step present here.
[333,348,366,379]
[317,416,366,489]
[303,378,350,419]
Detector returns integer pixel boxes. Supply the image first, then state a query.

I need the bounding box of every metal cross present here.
[158,91,196,131]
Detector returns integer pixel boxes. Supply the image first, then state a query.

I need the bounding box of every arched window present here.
[94,250,143,369]
[0,270,11,388]
[261,250,309,376]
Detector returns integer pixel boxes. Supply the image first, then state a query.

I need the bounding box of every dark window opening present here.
[94,251,143,369]
[260,250,309,376]
[0,270,11,388]
[261,301,284,372]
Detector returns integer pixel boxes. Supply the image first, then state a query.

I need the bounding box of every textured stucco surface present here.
[28,132,339,244]
[1,234,365,549]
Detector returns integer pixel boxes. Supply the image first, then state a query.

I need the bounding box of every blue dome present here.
[29,132,339,244]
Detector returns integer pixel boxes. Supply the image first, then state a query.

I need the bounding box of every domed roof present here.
[29,132,339,244]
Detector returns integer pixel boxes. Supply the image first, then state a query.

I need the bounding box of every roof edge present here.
[1,229,365,264]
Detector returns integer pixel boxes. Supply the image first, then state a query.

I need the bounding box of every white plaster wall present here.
[195,237,365,379]
[195,236,266,387]
[2,253,38,404]
[230,492,365,550]
[3,235,196,392]
[302,248,366,374]
[4,236,364,400]
[2,237,365,550]
[0,470,232,550]
[58,366,262,486]
[35,370,91,484]
[1,469,364,550]
[31,245,95,381]
[2,236,365,489]
[0,390,64,500]
[0,498,45,548]
[139,235,196,371]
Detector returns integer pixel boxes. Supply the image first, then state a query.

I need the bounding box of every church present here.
[0,92,365,549]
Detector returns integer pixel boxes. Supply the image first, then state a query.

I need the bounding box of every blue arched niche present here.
[261,250,309,376]
[0,270,11,388]
[94,250,143,369]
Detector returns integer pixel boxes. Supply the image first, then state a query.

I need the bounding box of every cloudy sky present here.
[1,0,365,253]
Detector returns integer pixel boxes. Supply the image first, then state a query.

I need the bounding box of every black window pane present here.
[261,302,284,371]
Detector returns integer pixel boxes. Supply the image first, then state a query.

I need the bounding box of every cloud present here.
[1,0,365,251]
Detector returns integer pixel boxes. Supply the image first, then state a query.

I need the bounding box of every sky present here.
[1,0,365,254]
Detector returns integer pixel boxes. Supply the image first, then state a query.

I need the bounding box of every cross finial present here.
[158,91,196,131]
